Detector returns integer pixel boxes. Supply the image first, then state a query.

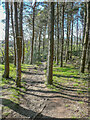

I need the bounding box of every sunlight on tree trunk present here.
[47,2,54,85]
[80,2,89,73]
[30,3,36,64]
[3,2,9,78]
[11,3,16,66]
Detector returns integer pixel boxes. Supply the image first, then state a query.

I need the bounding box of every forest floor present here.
[1,61,89,119]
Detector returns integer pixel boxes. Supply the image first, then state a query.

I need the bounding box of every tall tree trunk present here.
[80,2,89,73]
[82,3,87,46]
[11,3,16,66]
[56,2,59,65]
[76,17,78,51]
[88,40,90,73]
[22,38,25,64]
[19,2,23,60]
[14,2,22,87]
[79,32,82,56]
[54,23,57,62]
[70,2,73,59]
[43,24,47,52]
[38,28,42,61]
[66,12,70,62]
[47,2,54,85]
[34,35,38,62]
[3,2,9,78]
[87,2,90,73]
[19,2,24,64]
[74,36,76,51]
[70,20,73,59]
[30,3,36,64]
[60,3,64,67]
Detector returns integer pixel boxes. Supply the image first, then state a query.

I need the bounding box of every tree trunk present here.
[80,2,89,73]
[43,24,47,52]
[56,2,59,65]
[19,2,24,64]
[34,35,38,62]
[38,28,42,61]
[3,2,9,78]
[47,2,54,85]
[22,38,25,64]
[60,3,64,67]
[30,3,36,64]
[88,40,90,73]
[14,2,22,87]
[66,12,70,62]
[76,17,78,51]
[19,2,23,60]
[87,2,90,73]
[82,3,87,46]
[70,2,73,59]
[11,3,16,66]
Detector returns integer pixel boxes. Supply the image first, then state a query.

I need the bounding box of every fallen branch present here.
[32,103,46,120]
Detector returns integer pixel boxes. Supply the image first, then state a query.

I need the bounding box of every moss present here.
[71,116,77,118]
[65,104,70,107]
[3,112,10,116]
[73,83,79,87]
[78,101,84,104]
[77,90,83,94]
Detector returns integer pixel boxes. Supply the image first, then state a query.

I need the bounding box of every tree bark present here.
[47,2,54,85]
[34,34,38,62]
[76,17,78,51]
[82,3,87,46]
[80,2,90,73]
[70,2,73,59]
[38,28,42,61]
[3,2,9,78]
[14,2,22,87]
[66,12,70,62]
[87,2,90,73]
[60,3,64,67]
[56,2,59,65]
[43,24,47,52]
[30,3,36,64]
[11,3,16,66]
[88,40,90,73]
[19,2,23,60]
[22,38,25,64]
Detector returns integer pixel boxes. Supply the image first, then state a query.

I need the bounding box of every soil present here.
[2,62,89,119]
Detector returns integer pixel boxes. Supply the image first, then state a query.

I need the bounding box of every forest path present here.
[4,62,88,119]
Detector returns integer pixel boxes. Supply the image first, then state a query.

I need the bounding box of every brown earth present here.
[2,62,89,119]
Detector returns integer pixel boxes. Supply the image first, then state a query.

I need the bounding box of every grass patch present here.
[78,101,84,104]
[0,63,31,115]
[46,61,88,95]
[65,104,70,107]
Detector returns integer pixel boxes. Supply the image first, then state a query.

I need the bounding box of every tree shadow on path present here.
[0,98,80,120]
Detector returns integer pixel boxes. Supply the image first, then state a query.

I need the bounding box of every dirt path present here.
[2,62,89,119]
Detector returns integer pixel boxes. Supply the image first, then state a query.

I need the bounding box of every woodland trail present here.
[2,62,89,119]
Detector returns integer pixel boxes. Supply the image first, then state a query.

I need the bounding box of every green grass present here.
[78,101,84,104]
[0,63,31,116]
[0,63,31,106]
[46,61,88,94]
[65,104,70,107]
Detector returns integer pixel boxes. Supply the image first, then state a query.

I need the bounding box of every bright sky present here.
[0,2,5,41]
